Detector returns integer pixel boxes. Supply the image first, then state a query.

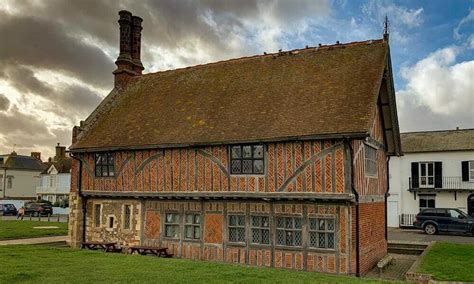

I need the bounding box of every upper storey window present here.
[364,144,377,177]
[95,152,115,177]
[230,144,264,175]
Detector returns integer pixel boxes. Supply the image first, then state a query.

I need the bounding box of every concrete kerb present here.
[405,241,435,283]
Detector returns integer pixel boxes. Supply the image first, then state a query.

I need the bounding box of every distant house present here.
[388,128,474,227]
[0,151,44,200]
[37,144,72,204]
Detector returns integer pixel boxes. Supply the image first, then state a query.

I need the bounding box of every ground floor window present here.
[123,205,131,230]
[419,194,436,211]
[228,215,245,243]
[184,213,201,240]
[309,217,335,249]
[165,213,180,239]
[251,215,270,245]
[94,204,101,227]
[276,216,302,247]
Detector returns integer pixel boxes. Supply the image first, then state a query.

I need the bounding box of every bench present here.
[127,246,173,258]
[377,255,393,276]
[81,242,121,253]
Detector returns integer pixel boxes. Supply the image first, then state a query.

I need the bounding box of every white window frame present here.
[469,161,474,182]
[419,194,436,211]
[419,162,435,188]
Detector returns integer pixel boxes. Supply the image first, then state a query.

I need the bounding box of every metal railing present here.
[36,186,70,194]
[408,176,474,191]
[399,214,416,227]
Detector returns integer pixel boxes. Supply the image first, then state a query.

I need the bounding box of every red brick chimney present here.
[113,10,144,88]
[131,15,144,74]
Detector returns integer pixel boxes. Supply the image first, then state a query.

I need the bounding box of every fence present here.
[399,213,416,227]
[0,214,69,223]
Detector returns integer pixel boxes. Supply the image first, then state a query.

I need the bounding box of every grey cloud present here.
[0,94,10,111]
[0,11,115,89]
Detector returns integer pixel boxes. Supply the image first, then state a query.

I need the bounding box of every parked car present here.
[0,204,18,216]
[24,202,53,216]
[413,208,474,235]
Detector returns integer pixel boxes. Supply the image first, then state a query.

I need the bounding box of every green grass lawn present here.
[417,242,474,282]
[0,245,393,283]
[0,220,68,240]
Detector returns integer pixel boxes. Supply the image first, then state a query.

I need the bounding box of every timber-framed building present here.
[68,10,402,276]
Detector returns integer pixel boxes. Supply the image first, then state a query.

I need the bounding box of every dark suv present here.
[414,208,474,235]
[0,204,18,216]
[24,202,53,217]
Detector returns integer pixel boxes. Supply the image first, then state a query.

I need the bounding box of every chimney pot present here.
[114,10,143,88]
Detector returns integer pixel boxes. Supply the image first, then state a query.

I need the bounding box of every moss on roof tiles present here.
[401,129,474,153]
[72,39,388,150]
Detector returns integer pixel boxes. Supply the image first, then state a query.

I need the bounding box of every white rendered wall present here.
[388,151,474,227]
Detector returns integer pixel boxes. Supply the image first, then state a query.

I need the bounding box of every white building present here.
[0,152,44,200]
[388,129,474,227]
[36,144,71,204]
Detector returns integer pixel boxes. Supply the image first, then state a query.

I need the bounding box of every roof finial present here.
[383,15,389,42]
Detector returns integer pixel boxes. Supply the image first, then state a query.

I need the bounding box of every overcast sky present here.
[0,0,473,159]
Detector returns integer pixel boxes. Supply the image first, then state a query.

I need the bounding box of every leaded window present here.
[276,216,302,247]
[309,217,335,249]
[251,216,270,245]
[95,152,115,177]
[94,204,101,227]
[123,205,131,230]
[185,213,201,240]
[164,213,180,239]
[364,144,377,177]
[230,145,264,174]
[228,215,245,243]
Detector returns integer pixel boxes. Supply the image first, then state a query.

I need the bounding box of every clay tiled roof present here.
[72,39,389,151]
[401,129,474,153]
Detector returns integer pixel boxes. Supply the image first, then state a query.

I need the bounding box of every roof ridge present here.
[139,38,385,79]
[401,128,474,134]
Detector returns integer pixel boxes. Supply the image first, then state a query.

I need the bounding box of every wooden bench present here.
[127,246,173,258]
[377,255,393,276]
[81,242,121,253]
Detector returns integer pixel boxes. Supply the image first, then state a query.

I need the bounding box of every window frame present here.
[164,212,180,239]
[418,162,435,188]
[229,144,265,175]
[228,214,246,244]
[364,143,378,177]
[122,204,132,230]
[250,215,270,245]
[94,204,102,227]
[469,161,474,182]
[309,217,336,250]
[419,194,436,211]
[184,213,202,240]
[275,216,303,248]
[94,152,115,178]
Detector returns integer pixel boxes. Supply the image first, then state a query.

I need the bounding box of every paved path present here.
[388,227,474,244]
[0,235,67,246]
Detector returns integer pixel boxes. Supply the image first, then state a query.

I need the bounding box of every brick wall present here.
[75,140,348,195]
[358,202,387,275]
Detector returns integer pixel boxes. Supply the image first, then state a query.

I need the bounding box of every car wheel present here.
[424,223,437,235]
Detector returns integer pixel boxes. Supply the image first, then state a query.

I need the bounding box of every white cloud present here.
[454,9,474,40]
[362,1,424,28]
[397,46,474,131]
